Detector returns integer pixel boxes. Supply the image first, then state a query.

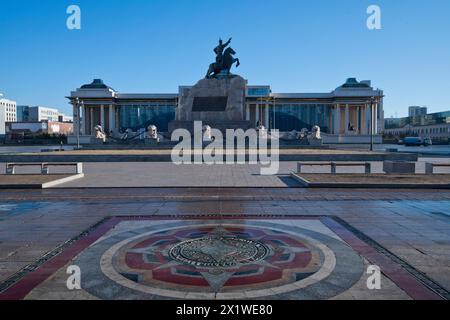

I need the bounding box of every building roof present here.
[80,79,114,90]
[70,78,382,102]
[117,94,178,100]
[339,78,371,89]
[272,93,333,99]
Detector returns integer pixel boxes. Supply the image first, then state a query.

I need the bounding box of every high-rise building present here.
[17,105,71,122]
[16,105,30,122]
[0,93,17,136]
[408,106,428,117]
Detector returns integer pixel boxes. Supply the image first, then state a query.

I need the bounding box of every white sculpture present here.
[308,125,323,146]
[94,125,106,143]
[257,124,268,139]
[147,125,158,139]
[203,125,212,142]
[146,125,161,142]
[310,125,321,140]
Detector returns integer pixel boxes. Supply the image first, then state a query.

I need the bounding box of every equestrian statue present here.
[206,37,240,78]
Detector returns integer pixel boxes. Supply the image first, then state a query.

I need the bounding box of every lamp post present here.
[74,97,81,149]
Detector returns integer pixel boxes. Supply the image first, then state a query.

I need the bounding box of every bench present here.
[6,162,83,175]
[425,163,450,174]
[297,162,371,174]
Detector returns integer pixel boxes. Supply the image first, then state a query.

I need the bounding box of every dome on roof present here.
[80,79,113,90]
[341,78,371,88]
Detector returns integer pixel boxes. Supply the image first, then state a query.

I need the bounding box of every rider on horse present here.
[205,37,239,78]
[214,37,232,67]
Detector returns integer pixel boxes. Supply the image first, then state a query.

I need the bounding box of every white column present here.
[265,105,269,127]
[334,104,341,134]
[116,106,120,131]
[331,107,335,133]
[90,107,94,135]
[246,104,250,121]
[81,105,86,135]
[365,104,371,135]
[329,107,333,133]
[255,105,260,126]
[109,105,115,133]
[356,106,360,134]
[345,104,350,134]
[100,105,105,129]
[373,103,378,134]
[359,105,367,134]
[379,99,384,132]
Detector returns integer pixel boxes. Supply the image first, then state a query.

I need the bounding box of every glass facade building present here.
[118,104,175,132]
[268,104,331,133]
[69,78,384,139]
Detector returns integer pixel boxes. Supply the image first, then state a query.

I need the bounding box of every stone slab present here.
[383,161,416,174]
[0,151,418,163]
[0,174,84,189]
[291,173,450,189]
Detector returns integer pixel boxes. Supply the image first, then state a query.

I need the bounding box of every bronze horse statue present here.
[206,47,240,79]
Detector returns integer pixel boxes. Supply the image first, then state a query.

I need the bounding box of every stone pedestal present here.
[169,75,251,133]
[383,161,416,174]
[308,138,323,146]
[144,138,159,145]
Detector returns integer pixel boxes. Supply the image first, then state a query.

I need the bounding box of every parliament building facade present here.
[68,77,384,143]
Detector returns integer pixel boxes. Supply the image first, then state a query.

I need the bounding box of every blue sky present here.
[0,0,449,117]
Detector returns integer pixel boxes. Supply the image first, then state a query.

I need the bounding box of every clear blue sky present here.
[1,0,449,117]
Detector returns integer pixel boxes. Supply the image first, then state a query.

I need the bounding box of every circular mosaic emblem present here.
[75,220,364,300]
[169,234,269,268]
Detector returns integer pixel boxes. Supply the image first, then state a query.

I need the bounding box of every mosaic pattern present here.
[41,219,364,299]
[168,227,270,268]
[0,216,444,300]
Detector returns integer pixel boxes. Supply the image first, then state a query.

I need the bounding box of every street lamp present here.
[73,97,81,149]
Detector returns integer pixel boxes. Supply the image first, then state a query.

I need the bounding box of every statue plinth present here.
[169,75,251,133]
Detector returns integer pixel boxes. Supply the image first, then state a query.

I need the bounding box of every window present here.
[268,104,331,133]
[118,104,176,132]
[247,87,271,97]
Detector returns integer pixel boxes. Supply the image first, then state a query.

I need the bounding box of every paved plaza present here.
[0,146,449,300]
[0,187,449,300]
[2,158,449,188]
